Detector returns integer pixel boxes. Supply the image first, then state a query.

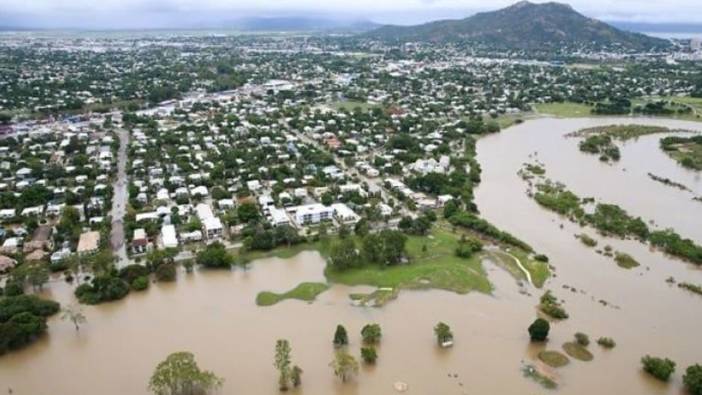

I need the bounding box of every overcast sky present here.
[2,0,702,29]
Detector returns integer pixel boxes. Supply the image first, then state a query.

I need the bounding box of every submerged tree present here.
[291,365,303,388]
[528,318,550,342]
[361,346,378,364]
[361,323,382,344]
[434,322,453,346]
[148,352,223,395]
[329,349,359,383]
[333,324,349,347]
[274,339,292,391]
[61,304,87,332]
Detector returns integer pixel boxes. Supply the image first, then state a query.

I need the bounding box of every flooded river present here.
[1,117,701,394]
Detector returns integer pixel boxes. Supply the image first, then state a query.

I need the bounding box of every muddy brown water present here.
[1,117,701,394]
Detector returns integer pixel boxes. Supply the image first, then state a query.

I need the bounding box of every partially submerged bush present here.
[641,355,676,381]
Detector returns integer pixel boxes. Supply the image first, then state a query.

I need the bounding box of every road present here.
[109,128,130,268]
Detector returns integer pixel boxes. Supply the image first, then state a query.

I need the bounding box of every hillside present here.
[366,1,671,51]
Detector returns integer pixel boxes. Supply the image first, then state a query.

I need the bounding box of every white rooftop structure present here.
[196,203,223,239]
[161,225,178,249]
[289,203,333,227]
[269,207,291,227]
[331,203,361,225]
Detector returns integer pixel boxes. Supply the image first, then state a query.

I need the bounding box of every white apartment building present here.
[289,203,333,227]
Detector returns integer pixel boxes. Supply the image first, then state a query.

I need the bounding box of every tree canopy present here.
[148,352,223,395]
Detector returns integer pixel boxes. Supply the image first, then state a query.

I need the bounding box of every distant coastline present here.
[646,32,702,39]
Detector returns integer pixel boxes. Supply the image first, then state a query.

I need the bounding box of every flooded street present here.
[2,117,702,394]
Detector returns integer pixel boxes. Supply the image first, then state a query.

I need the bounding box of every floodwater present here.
[1,117,702,394]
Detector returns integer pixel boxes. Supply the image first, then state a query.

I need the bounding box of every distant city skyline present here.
[2,0,702,29]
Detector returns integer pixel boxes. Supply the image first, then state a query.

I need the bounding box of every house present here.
[331,203,361,225]
[136,212,159,222]
[50,248,72,265]
[25,249,47,262]
[247,180,262,192]
[77,231,100,255]
[202,217,223,240]
[378,203,393,217]
[132,228,150,254]
[268,207,291,227]
[289,203,333,227]
[161,225,178,249]
[21,205,44,217]
[191,185,209,197]
[0,209,16,221]
[180,230,203,243]
[195,203,223,240]
[322,165,344,179]
[258,195,275,211]
[437,195,454,207]
[218,199,235,210]
[156,188,170,202]
[1,237,21,254]
[0,255,17,273]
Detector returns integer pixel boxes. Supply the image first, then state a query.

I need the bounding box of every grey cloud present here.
[1,0,701,28]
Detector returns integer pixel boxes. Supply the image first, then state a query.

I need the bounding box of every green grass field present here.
[236,241,325,264]
[533,102,593,117]
[329,100,379,112]
[243,225,548,304]
[325,228,493,294]
[256,282,330,306]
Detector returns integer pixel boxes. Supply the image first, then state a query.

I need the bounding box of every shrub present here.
[361,347,377,364]
[0,295,59,355]
[197,242,234,268]
[578,234,597,247]
[131,276,149,291]
[434,322,453,345]
[641,355,676,381]
[454,237,483,259]
[0,312,48,355]
[2,281,24,297]
[684,364,702,395]
[0,295,60,322]
[575,332,590,346]
[74,275,130,305]
[155,264,176,282]
[528,318,550,342]
[119,264,149,284]
[361,323,382,344]
[539,291,568,319]
[597,337,616,348]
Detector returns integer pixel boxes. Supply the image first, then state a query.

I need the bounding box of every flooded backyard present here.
[1,117,701,394]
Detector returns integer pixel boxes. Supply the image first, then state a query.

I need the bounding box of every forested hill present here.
[365,1,671,51]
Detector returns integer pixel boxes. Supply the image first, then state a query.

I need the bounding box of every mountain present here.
[365,1,671,51]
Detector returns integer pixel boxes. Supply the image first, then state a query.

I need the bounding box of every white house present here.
[161,225,178,249]
[196,203,223,239]
[331,203,361,225]
[180,230,203,243]
[268,207,291,227]
[0,209,16,220]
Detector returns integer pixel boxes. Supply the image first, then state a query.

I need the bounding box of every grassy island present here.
[256,282,330,306]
